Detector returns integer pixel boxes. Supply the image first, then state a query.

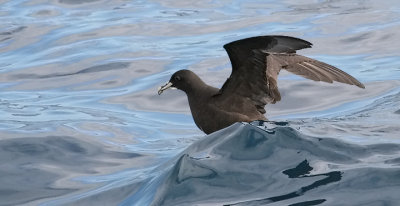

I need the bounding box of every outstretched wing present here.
[218,35,365,114]
[223,35,312,70]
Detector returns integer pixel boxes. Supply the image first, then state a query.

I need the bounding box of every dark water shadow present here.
[0,136,140,206]
[124,122,400,206]
[11,62,130,80]
[58,0,102,5]
[227,160,341,206]
[0,26,27,36]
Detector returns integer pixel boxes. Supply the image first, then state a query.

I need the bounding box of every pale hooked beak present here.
[158,82,174,95]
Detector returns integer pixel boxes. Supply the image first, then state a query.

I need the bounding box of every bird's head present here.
[158,69,200,95]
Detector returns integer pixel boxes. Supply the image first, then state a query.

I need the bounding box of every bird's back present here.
[187,86,266,134]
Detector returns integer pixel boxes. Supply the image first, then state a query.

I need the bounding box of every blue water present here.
[1,0,400,205]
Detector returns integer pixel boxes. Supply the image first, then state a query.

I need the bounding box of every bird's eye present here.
[174,76,181,81]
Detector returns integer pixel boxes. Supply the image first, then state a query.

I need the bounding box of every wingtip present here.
[273,35,313,51]
[301,38,313,48]
[352,79,365,89]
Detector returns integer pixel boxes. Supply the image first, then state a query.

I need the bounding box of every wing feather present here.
[217,35,365,114]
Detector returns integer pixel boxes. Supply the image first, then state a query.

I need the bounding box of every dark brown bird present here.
[158,35,365,134]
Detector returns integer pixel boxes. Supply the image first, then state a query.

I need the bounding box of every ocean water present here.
[0,0,400,205]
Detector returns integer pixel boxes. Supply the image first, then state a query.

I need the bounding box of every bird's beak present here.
[158,82,173,95]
